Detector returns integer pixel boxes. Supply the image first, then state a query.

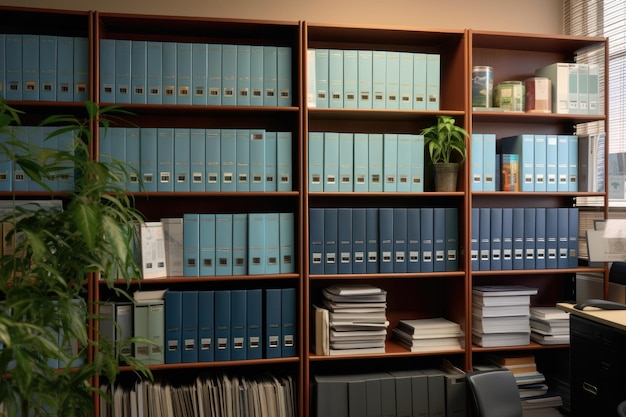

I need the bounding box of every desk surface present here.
[558,302,626,332]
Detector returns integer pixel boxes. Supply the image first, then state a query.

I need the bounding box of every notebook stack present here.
[471,285,538,347]
[322,284,389,355]
[529,307,570,345]
[392,317,463,352]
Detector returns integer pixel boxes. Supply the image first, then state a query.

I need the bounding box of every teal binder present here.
[176,42,192,104]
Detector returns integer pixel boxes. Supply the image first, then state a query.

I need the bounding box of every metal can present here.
[472,66,494,108]
[495,80,525,111]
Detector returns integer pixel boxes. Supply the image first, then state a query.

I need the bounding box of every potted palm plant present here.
[420,115,469,192]
[0,98,150,417]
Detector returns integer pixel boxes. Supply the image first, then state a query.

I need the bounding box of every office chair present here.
[466,369,523,417]
[618,400,626,417]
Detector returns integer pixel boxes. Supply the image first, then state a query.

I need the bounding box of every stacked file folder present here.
[319,284,389,355]
[472,285,538,347]
[392,317,463,352]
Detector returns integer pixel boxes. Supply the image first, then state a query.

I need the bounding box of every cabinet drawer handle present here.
[583,382,598,395]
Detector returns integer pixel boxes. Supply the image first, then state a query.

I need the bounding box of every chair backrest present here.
[466,369,523,417]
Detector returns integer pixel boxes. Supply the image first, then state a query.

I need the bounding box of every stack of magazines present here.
[392,317,463,352]
[315,284,389,355]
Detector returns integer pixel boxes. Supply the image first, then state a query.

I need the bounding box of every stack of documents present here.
[321,284,389,355]
[529,307,570,345]
[392,317,463,352]
[471,285,538,347]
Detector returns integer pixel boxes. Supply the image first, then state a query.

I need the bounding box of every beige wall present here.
[0,0,563,35]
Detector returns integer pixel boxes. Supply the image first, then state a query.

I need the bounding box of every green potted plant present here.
[0,98,150,417]
[420,115,469,192]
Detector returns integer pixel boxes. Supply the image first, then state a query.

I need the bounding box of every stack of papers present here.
[529,307,570,345]
[392,317,463,352]
[471,285,538,347]
[317,284,389,355]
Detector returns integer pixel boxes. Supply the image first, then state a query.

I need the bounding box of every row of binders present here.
[314,362,466,417]
[471,207,578,271]
[134,212,294,280]
[308,131,425,193]
[472,133,582,192]
[101,288,297,365]
[100,373,296,417]
[309,207,459,275]
[100,127,293,193]
[100,40,292,106]
[0,34,89,102]
[0,126,75,192]
[307,48,441,111]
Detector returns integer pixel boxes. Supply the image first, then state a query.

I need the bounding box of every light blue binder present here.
[237,44,251,106]
[39,35,57,102]
[22,34,39,101]
[232,213,248,276]
[174,128,191,192]
[221,43,237,106]
[156,128,174,192]
[263,46,278,106]
[236,129,250,192]
[329,49,344,108]
[215,214,233,276]
[131,40,147,104]
[248,212,266,275]
[114,39,131,103]
[176,42,192,104]
[199,213,216,277]
[147,41,163,104]
[162,41,177,105]
[339,133,354,192]
[192,43,208,105]
[277,46,292,107]
[190,129,206,192]
[207,44,222,105]
[183,213,200,276]
[205,129,221,192]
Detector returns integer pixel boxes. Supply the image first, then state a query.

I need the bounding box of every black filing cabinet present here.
[570,314,626,416]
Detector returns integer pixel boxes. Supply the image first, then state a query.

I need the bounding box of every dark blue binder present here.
[379,208,394,273]
[309,208,325,275]
[490,208,503,271]
[246,289,263,360]
[420,208,434,273]
[338,208,353,274]
[198,290,215,362]
[433,207,446,272]
[352,208,367,274]
[214,290,231,362]
[535,208,546,270]
[164,290,182,364]
[324,208,338,274]
[181,291,198,363]
[265,288,282,358]
[230,289,247,361]
[479,208,491,271]
[281,288,297,357]
[501,208,513,270]
[545,208,559,269]
[393,208,408,273]
[366,208,379,273]
[524,208,536,270]
[512,208,525,270]
[407,208,421,273]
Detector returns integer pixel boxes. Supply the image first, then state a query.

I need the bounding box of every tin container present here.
[495,81,525,111]
[472,66,494,108]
